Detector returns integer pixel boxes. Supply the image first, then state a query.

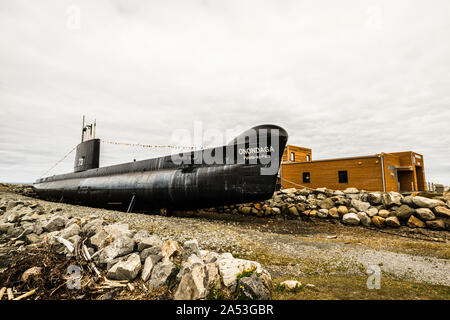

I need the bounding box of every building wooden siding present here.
[279,147,427,192]
[281,156,384,191]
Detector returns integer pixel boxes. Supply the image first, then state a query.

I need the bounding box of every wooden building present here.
[279,145,426,192]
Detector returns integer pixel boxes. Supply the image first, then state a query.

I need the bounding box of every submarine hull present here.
[34,125,288,210]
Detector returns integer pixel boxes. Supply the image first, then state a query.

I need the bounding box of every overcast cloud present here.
[0,0,449,185]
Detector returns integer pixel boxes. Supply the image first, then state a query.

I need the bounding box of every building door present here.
[397,170,414,192]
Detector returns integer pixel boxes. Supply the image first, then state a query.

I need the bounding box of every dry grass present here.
[272,274,450,300]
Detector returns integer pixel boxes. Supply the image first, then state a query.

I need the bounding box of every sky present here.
[0,0,449,185]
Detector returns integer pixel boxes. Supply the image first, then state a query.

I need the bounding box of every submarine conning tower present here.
[74,116,100,173]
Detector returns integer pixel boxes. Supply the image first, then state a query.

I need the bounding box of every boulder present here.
[395,205,415,220]
[381,192,403,207]
[288,205,299,216]
[161,240,184,262]
[174,264,210,300]
[317,209,329,218]
[434,206,450,219]
[426,220,445,230]
[385,216,400,228]
[237,273,271,300]
[107,253,141,281]
[367,207,379,217]
[239,206,252,215]
[412,196,439,208]
[367,192,382,205]
[43,215,68,232]
[58,223,80,240]
[372,216,386,228]
[25,233,42,244]
[328,207,339,219]
[280,280,302,290]
[204,251,219,264]
[271,207,281,215]
[148,261,177,289]
[316,193,327,200]
[415,208,435,221]
[98,236,135,265]
[141,255,156,282]
[319,198,334,210]
[337,206,348,216]
[176,255,204,282]
[217,252,234,260]
[342,213,360,225]
[402,196,415,207]
[82,218,104,235]
[343,188,359,194]
[182,239,201,260]
[357,212,371,227]
[0,222,14,234]
[407,215,425,228]
[215,258,263,292]
[133,229,151,242]
[351,199,371,212]
[90,230,109,250]
[137,235,163,252]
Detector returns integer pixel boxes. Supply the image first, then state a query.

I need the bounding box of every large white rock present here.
[366,207,378,217]
[43,215,68,232]
[90,230,109,249]
[176,255,204,282]
[82,218,104,235]
[415,208,436,221]
[351,199,371,212]
[357,212,371,226]
[412,196,439,208]
[174,264,208,300]
[98,236,135,265]
[343,188,359,194]
[141,255,155,282]
[107,253,141,281]
[381,192,403,207]
[137,235,163,252]
[58,223,80,239]
[342,212,360,225]
[215,258,263,292]
[280,280,302,290]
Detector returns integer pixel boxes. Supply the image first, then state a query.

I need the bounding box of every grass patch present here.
[272,274,450,300]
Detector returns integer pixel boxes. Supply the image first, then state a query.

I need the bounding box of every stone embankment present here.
[205,188,450,232]
[0,196,271,300]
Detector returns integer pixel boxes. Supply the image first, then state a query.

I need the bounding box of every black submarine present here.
[33,119,288,211]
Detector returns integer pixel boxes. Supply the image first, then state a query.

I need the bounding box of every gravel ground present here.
[2,191,450,287]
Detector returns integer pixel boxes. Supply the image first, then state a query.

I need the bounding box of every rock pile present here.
[203,188,450,231]
[0,197,271,300]
[0,183,36,198]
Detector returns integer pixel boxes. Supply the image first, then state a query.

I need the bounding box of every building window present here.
[290,152,295,162]
[338,171,348,183]
[303,172,310,184]
[306,155,310,162]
